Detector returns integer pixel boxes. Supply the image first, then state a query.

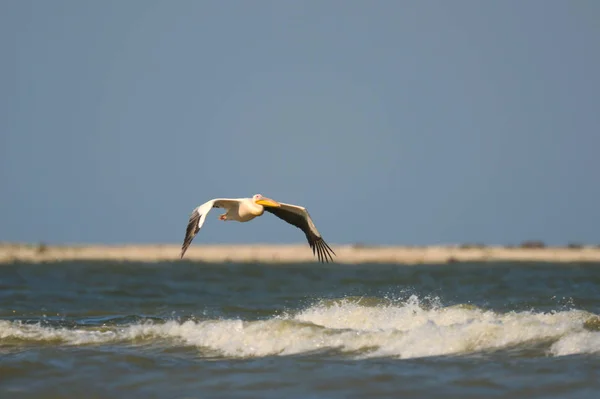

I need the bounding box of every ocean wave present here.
[2,296,599,359]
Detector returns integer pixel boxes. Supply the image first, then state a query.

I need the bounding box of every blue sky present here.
[2,0,599,246]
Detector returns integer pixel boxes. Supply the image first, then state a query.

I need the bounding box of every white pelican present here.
[180,194,336,263]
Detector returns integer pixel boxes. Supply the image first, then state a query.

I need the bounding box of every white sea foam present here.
[550,331,600,356]
[0,320,118,345]
[2,296,600,359]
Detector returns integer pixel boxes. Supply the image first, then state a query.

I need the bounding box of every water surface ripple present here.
[1,261,600,398]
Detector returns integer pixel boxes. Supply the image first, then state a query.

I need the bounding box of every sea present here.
[1,260,600,398]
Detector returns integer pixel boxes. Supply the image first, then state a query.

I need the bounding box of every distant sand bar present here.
[2,243,600,264]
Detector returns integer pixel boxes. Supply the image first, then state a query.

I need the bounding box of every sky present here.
[1,0,599,247]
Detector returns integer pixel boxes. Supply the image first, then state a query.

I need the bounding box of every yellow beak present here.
[255,197,281,207]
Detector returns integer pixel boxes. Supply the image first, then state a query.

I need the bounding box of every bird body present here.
[181,194,335,263]
[217,197,266,222]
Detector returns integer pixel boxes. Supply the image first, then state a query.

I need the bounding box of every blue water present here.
[1,261,600,398]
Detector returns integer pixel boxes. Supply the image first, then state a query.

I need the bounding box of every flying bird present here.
[180,194,336,263]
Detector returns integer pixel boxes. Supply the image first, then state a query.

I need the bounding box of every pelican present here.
[180,194,336,263]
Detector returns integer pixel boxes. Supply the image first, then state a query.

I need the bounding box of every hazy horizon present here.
[2,1,599,247]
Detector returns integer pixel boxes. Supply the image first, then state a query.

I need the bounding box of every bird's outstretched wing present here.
[180,198,240,258]
[263,202,336,263]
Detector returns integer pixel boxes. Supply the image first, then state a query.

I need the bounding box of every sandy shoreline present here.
[2,243,600,264]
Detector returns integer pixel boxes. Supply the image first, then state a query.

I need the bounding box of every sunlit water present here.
[2,261,600,398]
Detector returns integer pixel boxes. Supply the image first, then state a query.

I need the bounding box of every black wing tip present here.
[180,211,201,259]
[180,237,194,259]
[311,237,336,263]
[180,240,192,258]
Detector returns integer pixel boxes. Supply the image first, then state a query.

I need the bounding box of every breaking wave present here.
[2,296,600,359]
